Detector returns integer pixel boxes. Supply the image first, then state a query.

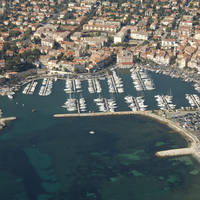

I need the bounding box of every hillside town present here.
[0,0,200,81]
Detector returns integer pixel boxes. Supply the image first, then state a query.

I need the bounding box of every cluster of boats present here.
[130,68,155,91]
[107,70,124,93]
[124,96,147,111]
[62,97,87,112]
[88,78,102,94]
[185,94,200,107]
[64,79,82,94]
[22,81,38,95]
[62,98,77,112]
[79,98,87,112]
[194,83,200,93]
[7,91,15,99]
[94,98,117,112]
[155,95,176,110]
[39,78,53,96]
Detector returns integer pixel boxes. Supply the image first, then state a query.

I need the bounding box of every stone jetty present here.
[0,117,16,131]
[156,148,194,157]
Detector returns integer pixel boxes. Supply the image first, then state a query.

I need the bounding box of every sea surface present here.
[1,70,200,200]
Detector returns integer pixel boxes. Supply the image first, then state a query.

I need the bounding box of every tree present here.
[32,37,41,44]
[166,27,171,32]
[53,41,61,50]
[57,52,64,61]
[9,30,21,37]
[170,55,176,65]
[23,28,32,40]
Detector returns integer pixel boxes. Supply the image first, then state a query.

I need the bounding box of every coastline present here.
[53,111,200,161]
[0,117,16,131]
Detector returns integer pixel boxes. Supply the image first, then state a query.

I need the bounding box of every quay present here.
[53,110,200,161]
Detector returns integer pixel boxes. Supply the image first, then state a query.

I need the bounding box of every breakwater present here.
[0,117,16,131]
[53,111,141,118]
[156,148,194,157]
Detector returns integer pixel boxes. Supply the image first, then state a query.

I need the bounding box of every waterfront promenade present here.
[54,110,200,161]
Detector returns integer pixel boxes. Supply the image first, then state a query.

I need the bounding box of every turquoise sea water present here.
[1,71,200,200]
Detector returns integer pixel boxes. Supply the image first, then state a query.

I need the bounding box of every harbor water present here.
[1,70,200,200]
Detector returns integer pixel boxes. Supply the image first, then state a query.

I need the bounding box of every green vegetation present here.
[53,41,61,50]
[0,42,41,73]
[9,30,21,38]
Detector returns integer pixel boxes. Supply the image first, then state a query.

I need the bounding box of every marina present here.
[185,94,200,108]
[64,78,82,94]
[39,78,53,96]
[194,83,200,93]
[108,69,124,93]
[155,95,176,110]
[15,68,200,114]
[130,68,155,91]
[22,81,38,95]
[88,78,101,94]
[124,96,147,111]
[94,97,117,112]
[62,96,87,113]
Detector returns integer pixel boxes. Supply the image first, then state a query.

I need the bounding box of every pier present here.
[136,71,146,91]
[191,95,200,108]
[110,75,118,93]
[76,99,80,114]
[132,97,140,111]
[27,81,34,94]
[161,95,171,110]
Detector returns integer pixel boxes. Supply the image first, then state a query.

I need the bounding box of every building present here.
[117,49,133,68]
[81,36,107,47]
[131,31,149,40]
[41,38,54,48]
[161,38,177,48]
[114,31,126,44]
[83,24,119,34]
[89,50,112,68]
